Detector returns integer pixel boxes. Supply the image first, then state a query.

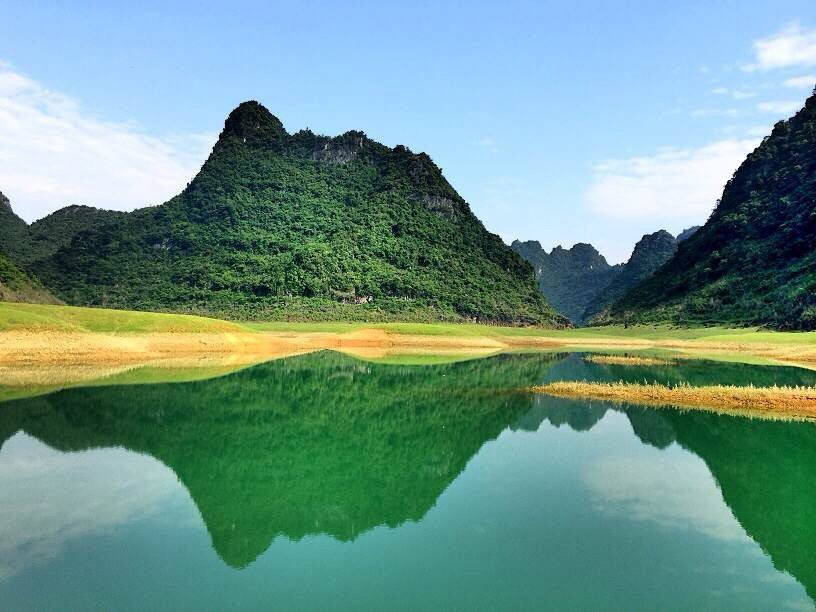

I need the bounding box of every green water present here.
[0,351,815,610]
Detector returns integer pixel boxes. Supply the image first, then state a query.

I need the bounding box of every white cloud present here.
[731,90,756,100]
[757,100,802,114]
[746,125,773,137]
[585,137,760,222]
[783,75,816,89]
[711,87,756,100]
[744,22,816,71]
[476,136,499,155]
[691,108,741,118]
[0,61,214,222]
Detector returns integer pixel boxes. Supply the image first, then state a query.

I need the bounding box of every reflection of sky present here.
[0,433,179,580]
[583,451,748,542]
[581,431,814,611]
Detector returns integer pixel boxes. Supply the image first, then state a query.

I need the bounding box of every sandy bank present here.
[0,327,508,367]
[3,326,816,370]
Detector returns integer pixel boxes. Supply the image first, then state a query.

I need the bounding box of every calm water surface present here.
[1,351,815,610]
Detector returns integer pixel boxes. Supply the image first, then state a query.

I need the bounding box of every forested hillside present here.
[0,192,123,265]
[29,102,564,325]
[0,250,59,305]
[583,230,679,323]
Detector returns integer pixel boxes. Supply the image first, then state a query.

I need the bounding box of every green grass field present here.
[3,301,816,346]
[0,302,247,333]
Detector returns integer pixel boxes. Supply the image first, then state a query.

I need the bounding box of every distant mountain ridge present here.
[10,102,564,325]
[0,192,123,265]
[583,229,683,324]
[609,89,816,329]
[510,240,622,324]
[512,225,700,325]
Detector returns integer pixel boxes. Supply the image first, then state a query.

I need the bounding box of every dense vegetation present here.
[19,102,563,325]
[510,240,621,324]
[610,90,816,329]
[512,227,698,325]
[0,192,30,262]
[583,230,680,323]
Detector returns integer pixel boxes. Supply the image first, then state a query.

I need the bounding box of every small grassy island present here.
[532,381,816,421]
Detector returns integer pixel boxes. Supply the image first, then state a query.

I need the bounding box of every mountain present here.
[510,240,622,324]
[0,250,59,304]
[29,101,563,325]
[609,91,816,329]
[583,230,679,324]
[0,192,30,262]
[25,206,126,264]
[0,192,123,265]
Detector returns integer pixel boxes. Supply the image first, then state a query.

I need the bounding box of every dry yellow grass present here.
[583,354,673,367]
[531,381,816,421]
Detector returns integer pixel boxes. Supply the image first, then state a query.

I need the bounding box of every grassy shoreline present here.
[3,302,816,368]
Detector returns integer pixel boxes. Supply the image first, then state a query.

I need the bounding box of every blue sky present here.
[1,1,815,262]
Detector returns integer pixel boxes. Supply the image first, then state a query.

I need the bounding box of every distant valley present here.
[512,226,698,325]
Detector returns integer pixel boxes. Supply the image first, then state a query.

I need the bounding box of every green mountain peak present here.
[583,229,679,324]
[220,100,287,145]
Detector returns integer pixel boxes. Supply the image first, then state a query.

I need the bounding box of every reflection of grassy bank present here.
[532,381,816,420]
[583,354,672,367]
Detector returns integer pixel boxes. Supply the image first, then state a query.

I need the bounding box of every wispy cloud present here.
[690,108,741,118]
[585,138,760,222]
[476,136,499,155]
[744,22,816,72]
[0,61,214,222]
[745,125,774,137]
[583,453,749,542]
[711,87,756,100]
[783,75,816,89]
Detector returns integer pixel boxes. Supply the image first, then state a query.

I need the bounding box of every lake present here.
[1,351,815,610]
